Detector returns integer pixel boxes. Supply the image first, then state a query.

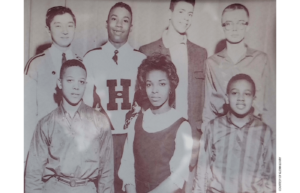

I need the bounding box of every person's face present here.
[222,9,248,43]
[107,7,132,45]
[227,79,255,116]
[58,66,87,106]
[170,2,194,34]
[146,70,171,108]
[47,13,76,48]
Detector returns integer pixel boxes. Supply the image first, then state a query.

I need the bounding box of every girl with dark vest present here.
[118,54,193,193]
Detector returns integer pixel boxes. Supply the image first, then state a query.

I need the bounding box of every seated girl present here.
[118,54,193,193]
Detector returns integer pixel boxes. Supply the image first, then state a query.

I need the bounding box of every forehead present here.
[109,7,132,19]
[63,66,86,78]
[222,9,248,22]
[51,13,74,24]
[173,1,194,12]
[229,79,253,91]
[146,70,168,80]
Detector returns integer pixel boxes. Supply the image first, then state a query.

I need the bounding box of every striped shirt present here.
[194,112,275,193]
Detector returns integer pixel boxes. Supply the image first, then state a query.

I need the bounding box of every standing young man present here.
[24,6,80,160]
[138,0,207,190]
[202,3,275,133]
[82,2,146,191]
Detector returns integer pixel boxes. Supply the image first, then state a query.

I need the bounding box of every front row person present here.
[25,60,114,193]
[194,74,275,193]
[118,54,193,193]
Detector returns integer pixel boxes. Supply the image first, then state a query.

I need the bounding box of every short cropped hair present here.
[222,3,249,18]
[107,2,132,21]
[226,74,256,96]
[60,59,87,79]
[137,54,179,106]
[169,0,195,11]
[46,6,76,29]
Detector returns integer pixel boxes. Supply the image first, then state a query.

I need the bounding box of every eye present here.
[231,91,237,95]
[245,93,252,96]
[68,24,74,27]
[146,83,151,87]
[189,13,193,17]
[55,25,61,28]
[79,80,85,85]
[111,17,116,21]
[67,79,73,83]
[160,83,166,86]
[124,19,129,23]
[179,11,183,13]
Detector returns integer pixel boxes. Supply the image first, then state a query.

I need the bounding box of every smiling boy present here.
[194,74,275,193]
[137,0,207,190]
[202,3,275,133]
[83,2,146,132]
[24,6,81,160]
[25,60,114,193]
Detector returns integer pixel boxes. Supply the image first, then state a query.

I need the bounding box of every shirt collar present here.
[225,107,255,128]
[104,40,132,54]
[49,44,73,61]
[217,46,255,59]
[162,30,187,49]
[58,100,85,119]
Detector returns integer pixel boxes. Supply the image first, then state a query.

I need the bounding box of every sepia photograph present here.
[22,0,277,192]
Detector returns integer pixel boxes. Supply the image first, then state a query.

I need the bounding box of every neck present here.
[62,98,81,118]
[108,39,126,50]
[53,42,70,53]
[166,23,185,43]
[229,109,251,128]
[226,40,247,62]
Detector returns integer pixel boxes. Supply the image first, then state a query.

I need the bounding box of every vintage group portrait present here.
[24,0,276,192]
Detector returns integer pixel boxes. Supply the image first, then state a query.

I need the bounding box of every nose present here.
[237,93,244,101]
[73,81,79,90]
[183,13,189,21]
[232,23,238,31]
[151,85,158,93]
[116,19,122,28]
[62,25,68,34]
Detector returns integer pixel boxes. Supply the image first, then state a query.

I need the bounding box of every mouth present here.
[150,97,160,102]
[61,37,69,39]
[71,93,80,97]
[113,30,123,35]
[236,104,245,109]
[231,34,239,38]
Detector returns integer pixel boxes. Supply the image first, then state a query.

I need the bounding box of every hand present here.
[94,103,102,111]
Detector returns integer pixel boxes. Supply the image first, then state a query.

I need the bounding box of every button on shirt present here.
[83,41,146,132]
[202,48,276,131]
[25,102,114,193]
[162,30,189,119]
[194,112,275,193]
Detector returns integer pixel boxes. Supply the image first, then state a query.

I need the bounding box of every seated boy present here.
[25,60,114,193]
[194,74,275,193]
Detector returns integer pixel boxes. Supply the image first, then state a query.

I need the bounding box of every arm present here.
[118,116,138,193]
[259,128,276,193]
[201,60,220,132]
[149,121,193,193]
[97,115,114,193]
[193,125,212,193]
[25,121,49,193]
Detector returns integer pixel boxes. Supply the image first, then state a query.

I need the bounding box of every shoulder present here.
[139,39,163,54]
[37,108,58,131]
[24,52,46,75]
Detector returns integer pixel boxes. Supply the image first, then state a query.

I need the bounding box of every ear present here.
[225,94,229,104]
[130,23,133,33]
[167,9,172,20]
[45,25,51,34]
[57,79,62,89]
[106,20,108,30]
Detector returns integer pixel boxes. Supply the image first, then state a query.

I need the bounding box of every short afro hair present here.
[137,53,179,106]
[60,59,87,79]
[46,6,76,29]
[222,3,250,18]
[226,73,256,96]
[107,2,132,22]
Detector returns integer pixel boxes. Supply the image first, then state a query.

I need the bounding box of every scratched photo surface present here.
[24,0,276,193]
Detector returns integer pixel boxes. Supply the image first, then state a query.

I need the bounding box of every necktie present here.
[62,53,66,65]
[112,50,118,65]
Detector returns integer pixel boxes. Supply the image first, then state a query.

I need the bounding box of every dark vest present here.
[133,113,186,192]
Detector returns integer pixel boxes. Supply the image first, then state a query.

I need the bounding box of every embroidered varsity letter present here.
[107,79,131,110]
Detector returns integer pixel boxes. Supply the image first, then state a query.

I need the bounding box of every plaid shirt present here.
[194,111,275,193]
[25,102,114,193]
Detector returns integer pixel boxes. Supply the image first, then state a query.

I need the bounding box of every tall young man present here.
[138,0,207,191]
[24,6,80,160]
[202,3,275,133]
[82,2,146,191]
